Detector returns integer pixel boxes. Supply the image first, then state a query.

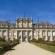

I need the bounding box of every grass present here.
[0,40,8,55]
[0,41,6,47]
[31,38,55,53]
[0,38,19,55]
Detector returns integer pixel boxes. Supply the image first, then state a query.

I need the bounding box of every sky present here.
[0,0,55,24]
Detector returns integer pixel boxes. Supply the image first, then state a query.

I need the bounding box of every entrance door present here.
[22,31,27,42]
[28,31,32,42]
[17,31,21,43]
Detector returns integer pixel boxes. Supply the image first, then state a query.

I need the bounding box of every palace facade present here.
[0,17,55,43]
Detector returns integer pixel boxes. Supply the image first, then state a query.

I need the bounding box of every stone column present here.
[49,30,53,41]
[0,30,1,38]
[34,30,38,40]
[37,30,39,40]
[1,30,3,38]
[9,30,13,41]
[32,29,34,39]
[31,31,32,40]
[45,30,48,41]
[28,30,32,41]
[27,30,28,41]
[12,30,14,41]
[39,30,43,38]
[16,30,17,39]
[5,30,8,41]
[25,31,28,42]
[20,30,22,43]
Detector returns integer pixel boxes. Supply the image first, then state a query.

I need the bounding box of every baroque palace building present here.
[0,17,55,43]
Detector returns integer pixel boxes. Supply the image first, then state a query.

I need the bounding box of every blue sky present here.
[0,0,55,24]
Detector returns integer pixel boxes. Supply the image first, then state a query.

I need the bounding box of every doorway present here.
[22,31,27,42]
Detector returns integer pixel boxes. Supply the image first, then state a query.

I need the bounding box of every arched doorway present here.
[22,30,28,42]
[17,31,22,43]
[28,31,32,42]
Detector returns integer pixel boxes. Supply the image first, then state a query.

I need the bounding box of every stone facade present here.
[0,17,55,43]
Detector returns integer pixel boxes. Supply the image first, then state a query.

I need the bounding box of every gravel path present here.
[4,42,55,55]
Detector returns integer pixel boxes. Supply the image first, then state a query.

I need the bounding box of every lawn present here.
[0,39,19,55]
[0,40,8,55]
[31,38,55,53]
[0,41,7,48]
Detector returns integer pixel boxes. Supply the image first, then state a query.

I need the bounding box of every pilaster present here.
[49,30,53,41]
[45,30,48,41]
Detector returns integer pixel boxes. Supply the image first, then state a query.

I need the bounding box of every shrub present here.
[0,37,5,41]
[31,38,45,43]
[31,38,55,46]
[38,38,44,43]
[31,38,37,42]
